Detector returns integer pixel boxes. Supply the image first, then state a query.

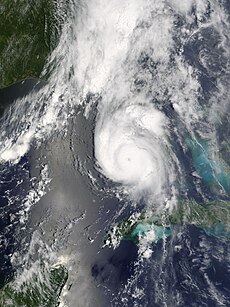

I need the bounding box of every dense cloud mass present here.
[95,103,171,200]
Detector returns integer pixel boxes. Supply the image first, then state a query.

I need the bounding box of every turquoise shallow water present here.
[131,223,171,242]
[202,224,230,239]
[186,136,230,194]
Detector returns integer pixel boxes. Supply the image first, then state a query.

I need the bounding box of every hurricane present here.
[95,102,173,200]
[0,0,230,306]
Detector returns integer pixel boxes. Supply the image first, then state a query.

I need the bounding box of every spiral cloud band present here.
[95,103,169,199]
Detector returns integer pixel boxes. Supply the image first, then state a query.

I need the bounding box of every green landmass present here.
[168,200,230,227]
[0,0,68,88]
[0,264,68,307]
[105,200,230,248]
[104,211,171,248]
